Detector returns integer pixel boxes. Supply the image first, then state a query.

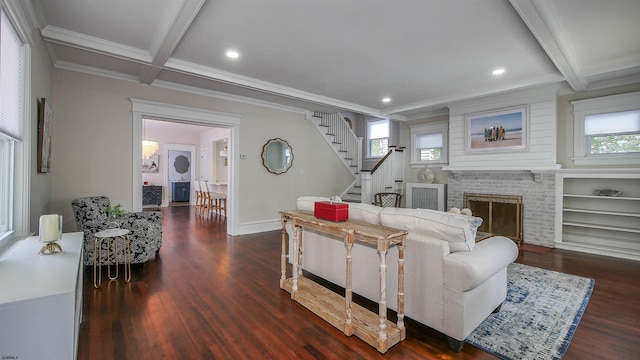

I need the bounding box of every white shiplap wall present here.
[445,85,561,171]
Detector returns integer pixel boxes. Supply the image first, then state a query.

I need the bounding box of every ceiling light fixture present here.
[226,50,239,59]
[382,97,391,103]
[492,68,505,75]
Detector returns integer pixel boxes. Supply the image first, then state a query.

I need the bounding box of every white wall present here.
[28,18,54,233]
[50,69,352,234]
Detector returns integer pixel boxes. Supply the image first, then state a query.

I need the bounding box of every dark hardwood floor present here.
[78,206,640,359]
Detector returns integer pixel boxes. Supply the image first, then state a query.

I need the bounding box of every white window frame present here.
[409,121,448,168]
[0,3,32,249]
[366,118,389,159]
[571,91,640,166]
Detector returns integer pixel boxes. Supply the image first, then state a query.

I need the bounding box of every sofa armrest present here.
[443,236,518,292]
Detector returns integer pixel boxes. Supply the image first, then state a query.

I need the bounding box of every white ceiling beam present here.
[139,0,206,84]
[165,58,383,117]
[509,0,586,91]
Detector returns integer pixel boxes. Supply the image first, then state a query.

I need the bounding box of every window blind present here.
[416,132,443,148]
[585,110,640,135]
[0,10,24,141]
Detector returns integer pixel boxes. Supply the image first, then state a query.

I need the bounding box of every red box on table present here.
[314,201,349,222]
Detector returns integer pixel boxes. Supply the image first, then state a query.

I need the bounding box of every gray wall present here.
[48,69,352,233]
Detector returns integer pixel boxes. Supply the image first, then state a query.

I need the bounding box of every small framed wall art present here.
[142,154,160,173]
[37,98,54,173]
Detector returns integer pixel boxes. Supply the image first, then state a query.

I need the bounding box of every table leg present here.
[378,248,388,348]
[280,217,287,289]
[297,225,303,277]
[291,224,300,298]
[124,235,131,282]
[344,232,354,336]
[108,236,119,280]
[93,238,102,288]
[397,241,406,339]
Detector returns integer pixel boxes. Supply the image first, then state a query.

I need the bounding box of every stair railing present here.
[311,112,362,177]
[360,147,405,204]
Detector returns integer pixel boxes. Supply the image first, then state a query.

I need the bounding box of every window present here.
[367,118,389,158]
[409,121,448,167]
[0,8,26,245]
[572,92,640,166]
[0,138,13,234]
[584,110,640,155]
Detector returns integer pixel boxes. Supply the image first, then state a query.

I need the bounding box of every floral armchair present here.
[71,196,163,266]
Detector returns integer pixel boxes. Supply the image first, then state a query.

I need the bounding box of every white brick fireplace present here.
[446,171,556,247]
[441,86,561,247]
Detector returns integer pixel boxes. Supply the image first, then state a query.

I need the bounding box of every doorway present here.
[131,99,241,235]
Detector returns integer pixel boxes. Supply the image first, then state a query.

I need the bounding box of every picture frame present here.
[37,98,54,173]
[142,154,160,173]
[465,105,528,153]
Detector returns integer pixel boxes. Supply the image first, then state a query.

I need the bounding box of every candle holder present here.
[39,214,63,255]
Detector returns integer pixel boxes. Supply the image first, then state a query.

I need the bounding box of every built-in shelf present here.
[563,194,640,201]
[555,169,640,261]
[563,208,640,218]
[562,221,640,234]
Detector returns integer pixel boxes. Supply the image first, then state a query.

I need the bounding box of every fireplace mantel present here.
[443,165,561,183]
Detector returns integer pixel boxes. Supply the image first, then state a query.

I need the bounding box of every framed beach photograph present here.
[142,154,159,173]
[37,98,54,173]
[465,106,528,153]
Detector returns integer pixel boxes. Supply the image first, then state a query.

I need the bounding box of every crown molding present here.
[384,73,565,117]
[2,0,35,44]
[41,25,152,63]
[165,58,382,116]
[151,80,309,115]
[54,61,141,83]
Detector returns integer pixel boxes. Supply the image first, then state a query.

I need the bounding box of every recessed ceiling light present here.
[226,50,239,59]
[492,68,505,75]
[382,97,391,103]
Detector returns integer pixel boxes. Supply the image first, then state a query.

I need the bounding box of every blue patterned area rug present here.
[465,263,595,360]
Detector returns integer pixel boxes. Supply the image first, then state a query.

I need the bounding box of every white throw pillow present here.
[379,208,482,252]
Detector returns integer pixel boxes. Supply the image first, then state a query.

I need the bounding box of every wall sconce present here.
[219,146,228,157]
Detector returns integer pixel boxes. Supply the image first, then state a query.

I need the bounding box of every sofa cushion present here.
[379,208,482,252]
[347,202,381,224]
[296,196,331,212]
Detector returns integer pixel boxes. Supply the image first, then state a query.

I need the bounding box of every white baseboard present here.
[233,219,281,236]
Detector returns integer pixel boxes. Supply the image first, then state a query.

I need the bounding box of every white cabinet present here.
[0,232,84,359]
[555,170,640,260]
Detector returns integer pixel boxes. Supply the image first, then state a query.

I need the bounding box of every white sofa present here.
[287,196,519,351]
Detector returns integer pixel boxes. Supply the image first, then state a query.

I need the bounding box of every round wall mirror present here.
[261,138,293,174]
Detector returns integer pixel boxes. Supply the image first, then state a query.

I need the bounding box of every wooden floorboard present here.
[77,206,640,359]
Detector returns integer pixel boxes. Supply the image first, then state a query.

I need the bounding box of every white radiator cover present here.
[405,183,447,211]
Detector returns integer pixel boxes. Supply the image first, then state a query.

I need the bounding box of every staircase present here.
[309,112,405,204]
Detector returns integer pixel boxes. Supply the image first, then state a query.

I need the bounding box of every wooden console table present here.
[279,210,408,353]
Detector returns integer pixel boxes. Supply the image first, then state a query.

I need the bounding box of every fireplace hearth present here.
[464,193,523,244]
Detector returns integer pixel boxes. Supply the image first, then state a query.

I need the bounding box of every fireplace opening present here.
[463,193,523,244]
